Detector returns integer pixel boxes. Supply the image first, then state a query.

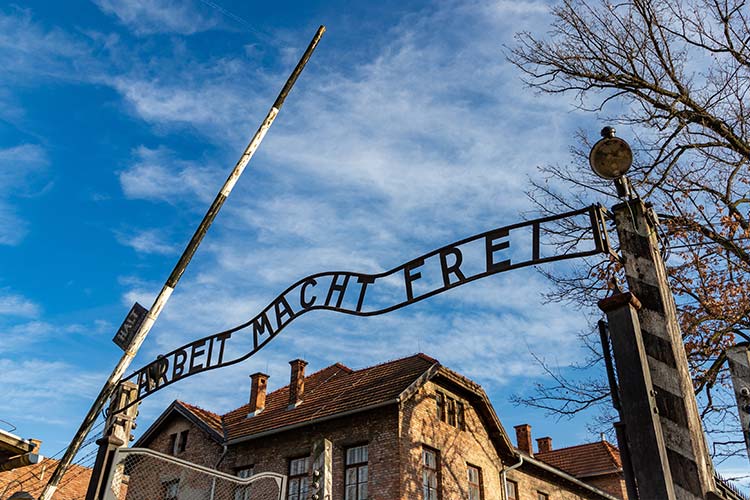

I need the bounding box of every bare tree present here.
[508,0,750,462]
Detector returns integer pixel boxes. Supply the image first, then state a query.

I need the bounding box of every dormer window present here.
[436,391,465,430]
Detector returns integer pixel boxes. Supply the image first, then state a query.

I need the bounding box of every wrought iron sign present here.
[119,205,610,407]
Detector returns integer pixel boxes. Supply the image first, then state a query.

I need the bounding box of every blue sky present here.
[1,0,747,489]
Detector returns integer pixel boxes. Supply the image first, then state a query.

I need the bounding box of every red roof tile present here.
[535,440,622,478]
[179,401,224,437]
[0,458,92,500]
[223,354,437,441]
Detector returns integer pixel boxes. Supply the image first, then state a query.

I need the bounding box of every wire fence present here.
[0,418,105,500]
[104,448,286,500]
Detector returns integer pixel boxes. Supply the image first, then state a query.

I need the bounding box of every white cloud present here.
[109,1,597,413]
[116,228,178,255]
[119,146,218,203]
[0,358,103,425]
[0,144,49,245]
[92,0,220,36]
[0,8,93,83]
[0,291,40,317]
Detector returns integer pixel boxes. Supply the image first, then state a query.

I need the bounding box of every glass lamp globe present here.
[588,127,633,180]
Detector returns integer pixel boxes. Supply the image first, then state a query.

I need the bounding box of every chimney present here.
[514,424,533,456]
[289,359,308,408]
[248,372,269,416]
[536,436,552,454]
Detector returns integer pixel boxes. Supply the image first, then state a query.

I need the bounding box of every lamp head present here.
[589,127,633,180]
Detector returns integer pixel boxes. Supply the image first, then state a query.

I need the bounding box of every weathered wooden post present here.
[726,344,750,462]
[590,127,718,499]
[598,295,676,499]
[611,198,716,499]
[85,382,139,500]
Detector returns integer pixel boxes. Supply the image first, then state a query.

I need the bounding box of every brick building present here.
[133,354,627,500]
[0,458,92,500]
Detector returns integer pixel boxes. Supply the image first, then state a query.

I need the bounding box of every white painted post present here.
[39,26,326,500]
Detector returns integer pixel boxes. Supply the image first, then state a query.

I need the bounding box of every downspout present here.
[210,444,229,500]
[500,455,523,500]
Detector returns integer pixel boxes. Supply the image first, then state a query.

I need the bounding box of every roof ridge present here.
[179,400,221,418]
[348,352,438,373]
[536,439,617,455]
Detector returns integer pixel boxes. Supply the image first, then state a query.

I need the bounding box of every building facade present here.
[133,354,626,500]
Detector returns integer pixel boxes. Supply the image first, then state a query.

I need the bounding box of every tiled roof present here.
[223,353,437,442]
[179,401,224,437]
[0,458,91,500]
[535,440,622,478]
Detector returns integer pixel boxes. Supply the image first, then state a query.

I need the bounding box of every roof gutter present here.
[522,455,621,500]
[500,455,523,500]
[226,399,397,445]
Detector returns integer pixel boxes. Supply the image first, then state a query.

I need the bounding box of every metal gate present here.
[103,448,286,500]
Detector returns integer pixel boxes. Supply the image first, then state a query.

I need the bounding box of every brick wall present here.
[145,413,223,468]
[402,381,608,500]
[586,474,627,499]
[221,405,401,500]
[401,381,505,499]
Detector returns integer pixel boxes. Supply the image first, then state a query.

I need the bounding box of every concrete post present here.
[726,344,750,462]
[85,382,139,500]
[612,199,716,499]
[310,438,332,500]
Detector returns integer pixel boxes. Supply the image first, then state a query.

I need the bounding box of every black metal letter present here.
[215,332,231,364]
[252,312,274,349]
[189,339,207,374]
[274,295,296,330]
[325,273,351,309]
[172,350,187,380]
[300,278,318,309]
[439,247,466,287]
[485,229,511,273]
[356,275,375,312]
[403,258,424,302]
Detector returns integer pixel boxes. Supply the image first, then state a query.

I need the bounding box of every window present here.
[506,480,518,500]
[436,391,465,430]
[537,492,549,500]
[178,430,189,452]
[456,402,465,431]
[167,434,177,455]
[287,456,310,500]
[345,444,368,500]
[467,465,482,500]
[436,392,445,421]
[447,398,456,426]
[234,466,254,500]
[422,447,439,500]
[162,479,179,500]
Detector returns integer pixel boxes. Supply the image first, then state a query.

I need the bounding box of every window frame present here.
[167,433,177,455]
[422,446,441,500]
[287,455,310,500]
[234,465,254,500]
[456,401,466,431]
[506,479,519,500]
[436,391,446,422]
[467,463,483,500]
[537,491,550,500]
[177,430,189,453]
[344,444,369,500]
[446,397,456,427]
[162,478,179,500]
